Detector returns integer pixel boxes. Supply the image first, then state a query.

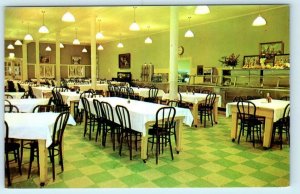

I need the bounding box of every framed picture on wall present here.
[71,56,82,64]
[40,55,50,64]
[242,55,260,68]
[197,65,203,75]
[274,54,290,68]
[68,65,85,77]
[119,53,130,69]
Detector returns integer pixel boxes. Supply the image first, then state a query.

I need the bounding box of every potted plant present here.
[219,53,240,68]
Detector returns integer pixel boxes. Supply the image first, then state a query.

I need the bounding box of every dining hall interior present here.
[2,1,300,193]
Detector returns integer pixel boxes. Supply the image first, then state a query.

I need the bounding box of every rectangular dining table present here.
[131,87,165,99]
[162,92,221,127]
[4,112,76,186]
[60,91,81,117]
[5,92,25,99]
[5,98,50,112]
[78,97,193,161]
[226,98,290,148]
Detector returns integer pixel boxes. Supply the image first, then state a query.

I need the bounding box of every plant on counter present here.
[219,53,240,67]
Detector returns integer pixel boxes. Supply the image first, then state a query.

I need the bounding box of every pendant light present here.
[129,7,140,31]
[252,6,267,26]
[82,47,88,53]
[117,34,124,48]
[7,43,15,50]
[14,40,22,45]
[9,53,15,59]
[62,11,75,22]
[24,23,33,41]
[60,43,64,48]
[38,11,49,33]
[97,44,104,50]
[73,28,80,45]
[184,16,194,38]
[45,45,51,51]
[195,6,210,14]
[96,19,104,39]
[144,26,152,44]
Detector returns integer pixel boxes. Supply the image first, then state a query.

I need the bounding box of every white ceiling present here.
[4,5,287,45]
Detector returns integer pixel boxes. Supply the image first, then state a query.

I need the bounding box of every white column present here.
[169,6,179,100]
[56,32,61,86]
[22,42,28,81]
[90,17,97,90]
[35,39,40,84]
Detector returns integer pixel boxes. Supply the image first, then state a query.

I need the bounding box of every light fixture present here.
[60,43,64,48]
[45,45,51,51]
[7,43,15,49]
[97,44,104,50]
[82,47,87,53]
[195,6,210,14]
[38,11,49,33]
[184,16,194,38]
[14,40,22,45]
[96,19,104,39]
[62,11,75,22]
[252,14,267,26]
[9,53,15,59]
[144,26,152,44]
[24,23,33,41]
[129,7,140,31]
[117,42,124,48]
[73,28,80,45]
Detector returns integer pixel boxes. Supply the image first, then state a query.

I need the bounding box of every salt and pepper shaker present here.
[266,93,272,103]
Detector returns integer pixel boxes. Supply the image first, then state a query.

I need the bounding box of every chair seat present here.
[5,142,20,152]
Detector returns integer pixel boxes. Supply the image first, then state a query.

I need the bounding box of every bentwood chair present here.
[272,103,290,149]
[148,107,176,164]
[198,92,216,127]
[116,105,142,160]
[144,88,158,103]
[93,99,106,143]
[5,94,13,99]
[100,101,120,151]
[28,112,70,181]
[17,83,26,92]
[4,121,22,186]
[81,97,96,140]
[237,101,265,148]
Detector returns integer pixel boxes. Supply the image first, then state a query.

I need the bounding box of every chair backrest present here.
[201,89,211,94]
[149,88,158,98]
[21,91,30,99]
[7,81,16,92]
[119,86,128,98]
[52,112,70,145]
[116,105,131,130]
[100,101,115,122]
[17,83,26,92]
[81,97,93,117]
[53,86,68,93]
[114,86,121,97]
[127,87,136,99]
[28,86,36,98]
[4,121,9,144]
[167,100,178,107]
[80,91,94,98]
[204,92,216,108]
[33,105,54,113]
[108,84,115,96]
[5,94,13,99]
[154,107,176,132]
[237,100,257,121]
[233,96,244,102]
[4,100,19,113]
[93,99,103,119]
[280,96,290,101]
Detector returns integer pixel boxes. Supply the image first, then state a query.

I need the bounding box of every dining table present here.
[4,112,76,186]
[131,87,165,99]
[5,92,25,99]
[5,98,50,112]
[67,83,109,95]
[78,97,193,162]
[60,91,81,117]
[162,92,221,127]
[32,86,54,98]
[226,98,290,148]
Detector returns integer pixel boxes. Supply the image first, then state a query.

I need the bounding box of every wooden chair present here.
[198,93,216,127]
[272,104,290,149]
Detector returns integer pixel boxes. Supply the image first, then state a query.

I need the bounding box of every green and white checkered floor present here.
[6,113,289,188]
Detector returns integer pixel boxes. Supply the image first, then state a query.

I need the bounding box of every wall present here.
[98,6,289,80]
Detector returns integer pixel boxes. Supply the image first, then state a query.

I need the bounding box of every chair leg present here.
[16,149,22,175]
[27,146,34,179]
[5,152,12,186]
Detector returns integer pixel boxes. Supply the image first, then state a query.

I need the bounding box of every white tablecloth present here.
[226,98,290,122]
[162,92,222,107]
[60,92,81,106]
[5,112,76,147]
[5,98,50,112]
[131,87,165,98]
[32,86,54,98]
[67,83,109,93]
[5,92,25,99]
[79,97,193,136]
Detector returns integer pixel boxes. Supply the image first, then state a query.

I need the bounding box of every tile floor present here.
[5,113,289,188]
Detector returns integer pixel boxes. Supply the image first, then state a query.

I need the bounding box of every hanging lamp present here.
[73,28,80,45]
[62,11,75,22]
[97,44,104,50]
[252,14,267,26]
[38,11,49,33]
[82,47,88,53]
[96,19,104,39]
[194,6,210,14]
[60,43,64,48]
[7,43,15,50]
[24,23,33,41]
[144,26,152,44]
[184,16,194,38]
[129,7,140,31]
[45,45,51,51]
